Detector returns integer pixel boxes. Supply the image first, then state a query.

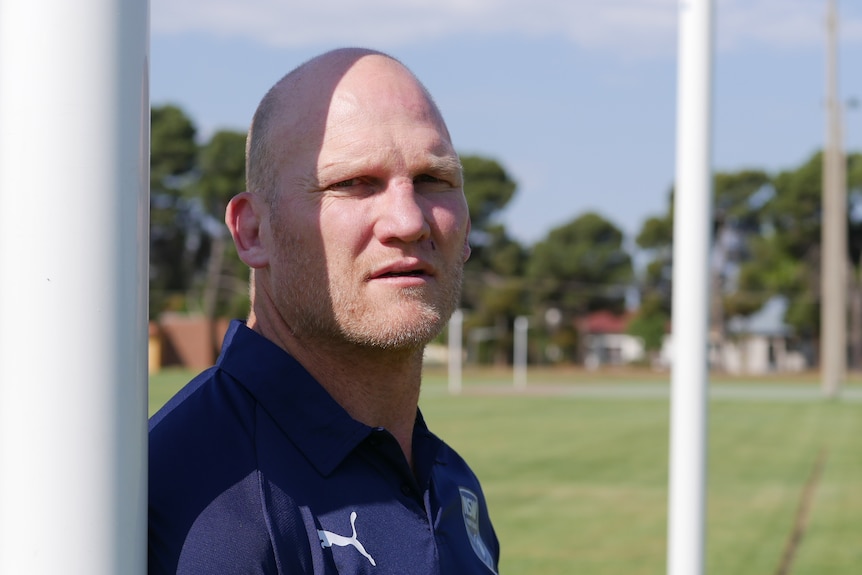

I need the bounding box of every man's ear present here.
[225,192,270,269]
[462,219,472,262]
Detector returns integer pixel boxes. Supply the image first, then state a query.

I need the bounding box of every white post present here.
[821,0,846,397]
[448,309,464,394]
[0,1,149,574]
[667,1,714,575]
[514,316,529,390]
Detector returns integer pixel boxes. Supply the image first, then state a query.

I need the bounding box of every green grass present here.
[150,369,861,575]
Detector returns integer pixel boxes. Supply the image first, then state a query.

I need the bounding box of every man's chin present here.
[341,310,447,351]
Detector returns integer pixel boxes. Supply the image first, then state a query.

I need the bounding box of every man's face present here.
[264,58,470,351]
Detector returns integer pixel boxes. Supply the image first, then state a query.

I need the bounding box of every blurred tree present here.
[150,107,250,324]
[633,170,772,369]
[184,129,251,356]
[527,212,633,362]
[635,204,674,316]
[732,154,824,344]
[461,155,517,232]
[626,293,667,364]
[462,224,528,365]
[847,152,862,366]
[709,170,772,369]
[151,105,198,184]
[459,155,526,365]
[713,170,774,319]
[197,130,247,216]
[149,104,199,318]
[729,151,862,367]
[630,204,674,368]
[194,130,249,317]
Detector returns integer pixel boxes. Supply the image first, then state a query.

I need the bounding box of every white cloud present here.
[151,0,677,56]
[719,0,832,50]
[152,0,862,58]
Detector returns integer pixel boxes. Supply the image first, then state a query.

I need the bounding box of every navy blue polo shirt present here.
[149,320,500,574]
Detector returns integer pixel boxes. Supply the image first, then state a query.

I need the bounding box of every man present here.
[148,48,500,574]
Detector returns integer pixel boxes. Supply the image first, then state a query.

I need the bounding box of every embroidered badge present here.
[318,511,377,567]
[459,487,497,574]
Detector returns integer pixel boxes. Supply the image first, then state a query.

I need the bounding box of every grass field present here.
[150,367,862,574]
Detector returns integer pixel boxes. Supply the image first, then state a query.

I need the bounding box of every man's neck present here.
[248,311,425,468]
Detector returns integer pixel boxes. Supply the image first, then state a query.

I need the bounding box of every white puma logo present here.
[317,511,377,567]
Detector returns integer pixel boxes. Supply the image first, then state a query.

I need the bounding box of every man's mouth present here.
[370,260,434,281]
[378,270,425,278]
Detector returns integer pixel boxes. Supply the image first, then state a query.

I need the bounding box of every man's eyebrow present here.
[316,152,462,179]
[314,156,370,185]
[422,154,463,176]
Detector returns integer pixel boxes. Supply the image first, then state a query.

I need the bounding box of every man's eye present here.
[329,178,360,189]
[414,174,448,186]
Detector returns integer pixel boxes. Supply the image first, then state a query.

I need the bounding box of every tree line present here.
[150,104,862,367]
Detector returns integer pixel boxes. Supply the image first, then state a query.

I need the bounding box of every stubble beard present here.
[272,227,463,353]
[330,264,463,351]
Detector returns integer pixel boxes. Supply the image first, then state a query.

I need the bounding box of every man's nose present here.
[373,179,431,244]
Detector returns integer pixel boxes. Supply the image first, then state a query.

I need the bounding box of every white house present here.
[578,311,647,369]
[660,297,807,374]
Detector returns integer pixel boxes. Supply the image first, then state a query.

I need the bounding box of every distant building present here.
[659,297,808,374]
[577,311,646,369]
[577,298,808,375]
[719,297,807,374]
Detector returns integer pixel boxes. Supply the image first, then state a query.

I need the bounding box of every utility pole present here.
[821,0,846,397]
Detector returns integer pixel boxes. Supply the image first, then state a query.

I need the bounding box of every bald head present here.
[227,47,469,354]
[245,48,450,205]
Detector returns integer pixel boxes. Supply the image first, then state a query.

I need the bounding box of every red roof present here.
[578,311,631,334]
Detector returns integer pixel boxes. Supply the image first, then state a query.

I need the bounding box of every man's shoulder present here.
[148,368,276,573]
[148,367,260,493]
[149,366,253,434]
[149,368,256,470]
[149,367,213,427]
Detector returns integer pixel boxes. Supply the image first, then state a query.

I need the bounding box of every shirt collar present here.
[216,320,373,477]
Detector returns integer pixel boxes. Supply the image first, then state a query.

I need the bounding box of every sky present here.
[151,0,862,246]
